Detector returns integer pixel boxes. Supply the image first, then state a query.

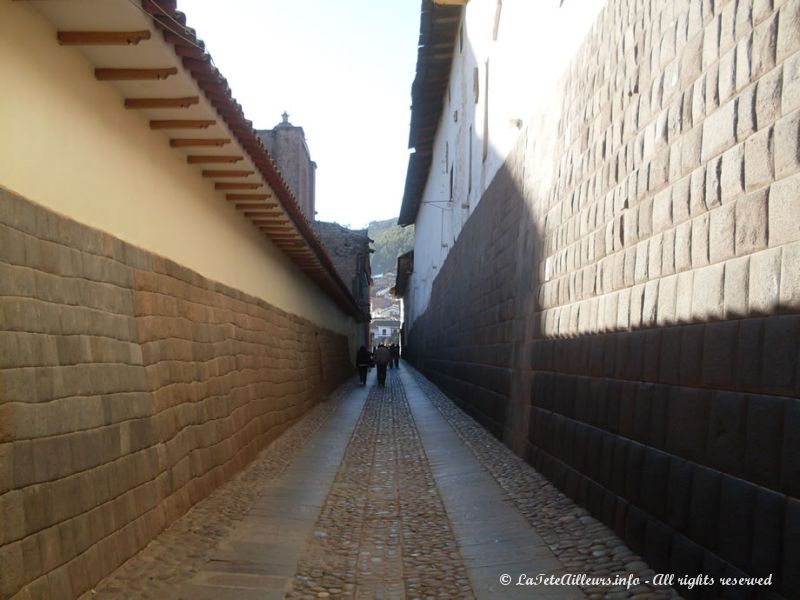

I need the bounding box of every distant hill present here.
[368,218,414,276]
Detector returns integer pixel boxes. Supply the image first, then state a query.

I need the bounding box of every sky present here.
[176,0,421,229]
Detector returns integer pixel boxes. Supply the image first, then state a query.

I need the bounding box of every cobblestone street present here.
[82,366,676,600]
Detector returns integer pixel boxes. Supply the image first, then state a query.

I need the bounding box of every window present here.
[468,125,473,194]
[483,59,490,162]
[449,165,454,202]
[493,0,502,40]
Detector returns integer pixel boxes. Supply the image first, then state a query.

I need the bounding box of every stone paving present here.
[287,370,474,599]
[409,369,678,600]
[80,364,677,600]
[79,382,357,600]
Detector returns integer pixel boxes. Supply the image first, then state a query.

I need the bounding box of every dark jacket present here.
[356,347,371,366]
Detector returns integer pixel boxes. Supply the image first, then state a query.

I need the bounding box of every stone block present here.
[673,222,693,274]
[691,262,725,320]
[738,82,758,141]
[693,75,708,128]
[718,475,757,569]
[737,317,764,392]
[746,392,787,488]
[735,36,752,93]
[753,12,779,80]
[623,207,639,247]
[630,284,645,329]
[663,228,678,277]
[703,15,721,69]
[710,204,736,263]
[708,390,747,477]
[773,109,800,179]
[616,287,631,330]
[783,49,800,114]
[632,377,652,437]
[781,241,800,311]
[625,504,647,556]
[691,214,711,268]
[676,270,695,322]
[755,66,783,129]
[681,125,703,177]
[624,435,645,506]
[762,314,800,394]
[701,98,738,161]
[653,189,673,235]
[720,0,738,54]
[689,465,721,552]
[667,386,710,463]
[770,174,800,250]
[718,46,737,103]
[643,516,673,575]
[744,126,774,191]
[690,165,707,215]
[784,497,800,599]
[0,539,24,599]
[639,199,654,241]
[749,247,782,313]
[703,320,740,388]
[734,190,769,259]
[667,456,694,533]
[670,534,704,583]
[640,447,670,520]
[679,324,705,387]
[724,255,750,318]
[708,156,725,211]
[750,486,785,578]
[643,281,659,327]
[777,0,800,63]
[720,143,745,203]
[782,398,800,497]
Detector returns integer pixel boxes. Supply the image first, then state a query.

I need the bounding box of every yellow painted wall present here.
[0,1,356,340]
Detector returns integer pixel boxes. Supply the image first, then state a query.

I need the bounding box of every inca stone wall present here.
[407,0,800,598]
[0,190,351,600]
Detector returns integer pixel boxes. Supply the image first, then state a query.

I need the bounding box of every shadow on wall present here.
[403,4,799,599]
[407,153,800,600]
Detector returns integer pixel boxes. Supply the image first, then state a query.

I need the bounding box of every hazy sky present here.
[176,0,421,228]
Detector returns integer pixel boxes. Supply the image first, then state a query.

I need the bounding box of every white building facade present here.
[399,0,605,331]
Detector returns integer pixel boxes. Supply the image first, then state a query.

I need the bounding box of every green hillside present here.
[368,218,414,275]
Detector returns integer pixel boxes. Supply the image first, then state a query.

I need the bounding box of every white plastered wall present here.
[406,0,606,330]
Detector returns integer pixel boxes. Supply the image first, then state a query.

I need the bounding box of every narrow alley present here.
[81,367,676,600]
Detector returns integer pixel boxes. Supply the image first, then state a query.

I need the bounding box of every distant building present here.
[257,112,316,222]
[371,318,401,346]
[313,221,373,339]
[259,114,372,345]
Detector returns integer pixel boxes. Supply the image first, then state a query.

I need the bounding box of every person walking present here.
[373,344,391,386]
[355,345,371,385]
[390,343,400,369]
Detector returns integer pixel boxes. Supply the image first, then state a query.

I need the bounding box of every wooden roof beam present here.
[226,193,272,201]
[252,218,288,225]
[96,67,177,81]
[187,155,243,164]
[214,182,263,190]
[125,97,199,109]
[58,30,151,45]
[244,211,282,218]
[171,138,231,148]
[202,170,254,178]
[151,120,215,130]
[231,202,277,210]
